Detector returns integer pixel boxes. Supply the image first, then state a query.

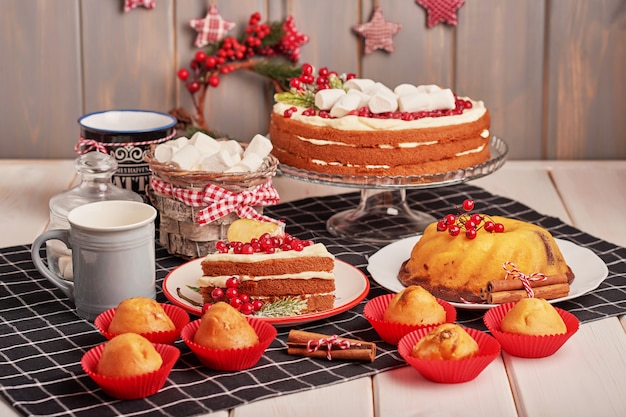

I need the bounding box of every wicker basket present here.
[145,145,279,259]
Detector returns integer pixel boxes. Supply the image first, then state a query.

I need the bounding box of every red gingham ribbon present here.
[502,261,547,299]
[74,129,176,155]
[124,0,155,12]
[150,176,280,225]
[307,335,361,361]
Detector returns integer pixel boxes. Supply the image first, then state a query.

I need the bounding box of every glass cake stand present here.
[278,136,509,243]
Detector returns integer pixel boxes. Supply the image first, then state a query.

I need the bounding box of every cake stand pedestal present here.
[278,136,509,243]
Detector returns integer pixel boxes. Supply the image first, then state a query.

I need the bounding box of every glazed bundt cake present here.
[398,216,574,303]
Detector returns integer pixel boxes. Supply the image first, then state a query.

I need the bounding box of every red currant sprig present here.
[437,199,505,239]
[288,63,355,95]
[215,233,314,255]
[176,12,305,96]
[203,277,265,315]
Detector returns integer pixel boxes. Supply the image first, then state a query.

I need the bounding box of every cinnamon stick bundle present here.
[485,273,569,293]
[485,283,570,304]
[287,329,376,362]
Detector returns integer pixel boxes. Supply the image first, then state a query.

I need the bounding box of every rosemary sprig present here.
[255,297,308,317]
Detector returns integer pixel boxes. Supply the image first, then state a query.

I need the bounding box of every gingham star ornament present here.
[353,6,402,55]
[190,4,236,48]
[416,0,466,27]
[124,0,155,12]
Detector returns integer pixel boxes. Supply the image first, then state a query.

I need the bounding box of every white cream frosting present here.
[273,97,486,132]
[202,242,334,263]
[197,271,335,288]
[296,135,439,149]
[455,144,486,157]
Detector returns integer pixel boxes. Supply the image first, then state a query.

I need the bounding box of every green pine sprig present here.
[255,297,308,317]
[274,91,316,108]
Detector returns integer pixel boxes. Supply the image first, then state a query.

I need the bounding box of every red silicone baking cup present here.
[483,302,579,358]
[398,326,501,384]
[94,303,190,345]
[81,342,180,400]
[181,316,277,371]
[363,293,457,345]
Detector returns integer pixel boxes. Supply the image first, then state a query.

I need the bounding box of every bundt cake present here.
[398,216,574,303]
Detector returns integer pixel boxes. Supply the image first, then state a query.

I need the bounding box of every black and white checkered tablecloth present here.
[1,184,625,417]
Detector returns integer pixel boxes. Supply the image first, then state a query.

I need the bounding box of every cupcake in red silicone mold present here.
[95,299,189,345]
[484,299,579,358]
[398,323,501,383]
[181,302,277,371]
[81,333,180,400]
[364,286,456,345]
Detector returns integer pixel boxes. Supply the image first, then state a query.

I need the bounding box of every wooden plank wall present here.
[0,0,624,160]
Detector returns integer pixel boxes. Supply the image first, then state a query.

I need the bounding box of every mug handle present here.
[31,230,74,301]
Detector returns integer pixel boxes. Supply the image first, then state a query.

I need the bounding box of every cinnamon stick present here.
[287,329,376,362]
[486,283,570,304]
[486,273,569,293]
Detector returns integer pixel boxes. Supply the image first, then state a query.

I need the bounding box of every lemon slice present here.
[226,218,283,243]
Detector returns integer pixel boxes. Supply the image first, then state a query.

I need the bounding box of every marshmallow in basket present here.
[154,133,273,173]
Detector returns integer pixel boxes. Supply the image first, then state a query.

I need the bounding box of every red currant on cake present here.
[211,287,224,301]
[225,277,239,288]
[437,198,505,238]
[240,302,255,315]
[462,199,475,211]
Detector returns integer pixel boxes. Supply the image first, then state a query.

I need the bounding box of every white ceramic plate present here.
[163,259,370,327]
[367,236,609,310]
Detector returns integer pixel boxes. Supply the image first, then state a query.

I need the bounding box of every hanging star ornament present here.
[124,0,155,12]
[190,4,236,48]
[416,0,466,28]
[353,6,402,55]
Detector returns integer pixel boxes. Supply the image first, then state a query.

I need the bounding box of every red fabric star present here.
[124,0,155,12]
[190,4,236,48]
[416,0,465,27]
[353,6,402,55]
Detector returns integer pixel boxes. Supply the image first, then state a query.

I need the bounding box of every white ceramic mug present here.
[31,200,157,320]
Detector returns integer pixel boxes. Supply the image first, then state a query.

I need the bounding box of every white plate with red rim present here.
[163,259,370,326]
[367,236,608,310]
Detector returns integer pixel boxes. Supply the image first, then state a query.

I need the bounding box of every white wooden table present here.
[1,160,625,417]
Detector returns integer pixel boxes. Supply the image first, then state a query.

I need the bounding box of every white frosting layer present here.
[197,271,335,288]
[310,142,486,168]
[273,97,486,132]
[296,135,439,149]
[202,243,334,263]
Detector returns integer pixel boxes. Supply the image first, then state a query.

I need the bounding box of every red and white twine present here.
[150,176,280,225]
[74,130,177,155]
[306,335,361,361]
[502,261,547,298]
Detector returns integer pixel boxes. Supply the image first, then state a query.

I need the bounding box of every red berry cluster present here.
[203,277,264,315]
[289,63,355,91]
[177,12,308,95]
[215,233,314,255]
[272,16,309,62]
[437,199,505,239]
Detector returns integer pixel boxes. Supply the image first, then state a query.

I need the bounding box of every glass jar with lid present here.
[46,151,143,280]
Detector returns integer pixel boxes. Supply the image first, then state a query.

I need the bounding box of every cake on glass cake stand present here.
[278,136,509,243]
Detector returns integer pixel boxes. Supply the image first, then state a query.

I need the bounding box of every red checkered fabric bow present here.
[150,176,280,225]
[124,0,155,12]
